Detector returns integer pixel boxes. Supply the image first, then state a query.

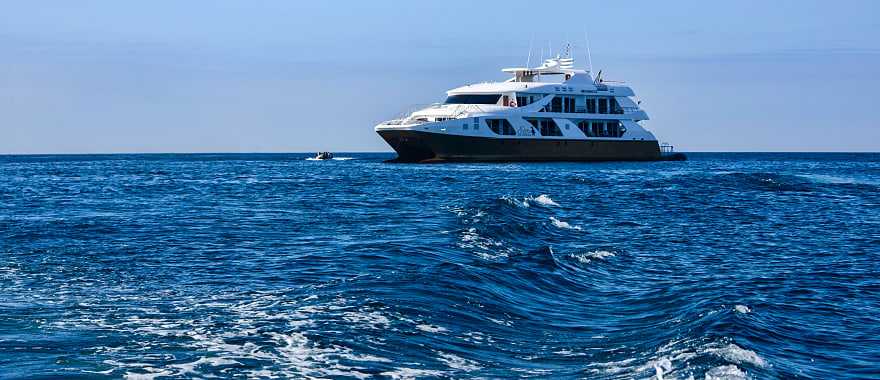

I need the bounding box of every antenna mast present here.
[584,30,594,74]
[526,34,534,67]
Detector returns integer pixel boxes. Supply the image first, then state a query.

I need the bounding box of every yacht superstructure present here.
[375,53,681,162]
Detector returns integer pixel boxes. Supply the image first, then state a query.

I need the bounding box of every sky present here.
[1,0,879,153]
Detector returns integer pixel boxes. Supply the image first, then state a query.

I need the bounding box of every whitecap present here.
[705,343,767,368]
[436,352,482,371]
[734,305,751,314]
[487,317,513,327]
[503,194,559,208]
[416,324,447,333]
[532,194,560,206]
[553,349,588,358]
[569,250,615,264]
[705,365,748,380]
[338,353,393,363]
[652,357,673,380]
[500,195,531,208]
[458,227,511,260]
[170,357,240,375]
[342,310,391,328]
[124,368,174,380]
[380,368,446,380]
[549,217,582,230]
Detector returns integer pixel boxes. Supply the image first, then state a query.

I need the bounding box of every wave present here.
[568,249,615,264]
[704,343,767,368]
[705,365,748,380]
[501,194,559,208]
[449,195,560,260]
[592,338,769,379]
[717,172,815,192]
[796,173,880,187]
[549,217,582,230]
[532,194,560,207]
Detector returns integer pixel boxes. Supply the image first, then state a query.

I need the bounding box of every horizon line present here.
[1,150,879,156]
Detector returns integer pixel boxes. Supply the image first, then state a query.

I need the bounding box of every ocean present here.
[1,153,878,379]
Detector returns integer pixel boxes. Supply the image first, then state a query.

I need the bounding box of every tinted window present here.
[444,94,502,104]
[486,119,516,135]
[526,118,562,136]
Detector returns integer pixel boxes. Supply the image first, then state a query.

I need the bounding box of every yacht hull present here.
[377,130,663,163]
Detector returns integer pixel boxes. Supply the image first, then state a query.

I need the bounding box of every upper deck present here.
[446,57,635,97]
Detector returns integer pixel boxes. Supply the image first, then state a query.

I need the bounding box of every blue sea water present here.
[1,153,878,379]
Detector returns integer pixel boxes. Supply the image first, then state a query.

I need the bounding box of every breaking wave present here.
[549,216,581,230]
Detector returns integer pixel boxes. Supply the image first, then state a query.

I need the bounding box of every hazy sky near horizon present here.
[2,0,879,153]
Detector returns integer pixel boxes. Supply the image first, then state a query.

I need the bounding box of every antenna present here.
[569,42,574,62]
[538,46,544,80]
[526,34,534,67]
[584,27,593,74]
[584,29,594,74]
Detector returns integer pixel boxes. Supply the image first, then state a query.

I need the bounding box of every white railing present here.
[451,104,486,119]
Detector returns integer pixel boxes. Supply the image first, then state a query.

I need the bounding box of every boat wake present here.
[305,157,355,161]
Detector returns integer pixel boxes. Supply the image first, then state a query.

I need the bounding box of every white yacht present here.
[375,52,683,162]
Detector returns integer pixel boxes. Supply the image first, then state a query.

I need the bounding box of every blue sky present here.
[2,0,878,153]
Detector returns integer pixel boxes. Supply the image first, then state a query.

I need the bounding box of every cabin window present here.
[586,98,597,113]
[515,94,544,107]
[526,118,563,136]
[605,120,626,137]
[486,119,516,135]
[444,94,502,105]
[577,120,592,136]
[598,98,608,114]
[550,97,563,112]
[591,121,602,137]
[563,96,576,113]
[575,120,626,137]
